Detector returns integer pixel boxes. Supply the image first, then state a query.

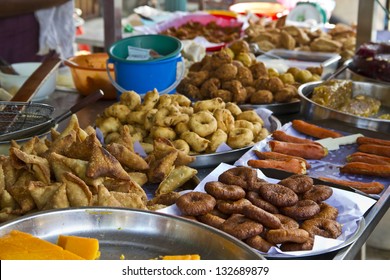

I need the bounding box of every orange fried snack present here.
[268,140,328,160]
[291,120,343,139]
[248,158,307,174]
[318,177,384,195]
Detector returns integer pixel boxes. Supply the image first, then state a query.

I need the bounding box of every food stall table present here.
[45,89,390,260]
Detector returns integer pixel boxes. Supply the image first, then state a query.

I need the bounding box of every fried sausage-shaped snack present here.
[358,144,390,158]
[347,152,390,165]
[291,120,343,139]
[357,136,390,147]
[271,130,317,144]
[268,140,328,160]
[254,150,311,169]
[340,162,390,178]
[318,176,384,194]
[248,158,307,175]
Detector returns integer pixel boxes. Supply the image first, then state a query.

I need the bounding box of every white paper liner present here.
[159,162,376,257]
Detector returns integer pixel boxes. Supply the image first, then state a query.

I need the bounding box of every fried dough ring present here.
[220,214,264,240]
[180,131,209,153]
[197,212,225,229]
[280,237,314,251]
[242,204,283,229]
[193,97,225,112]
[313,202,339,220]
[266,228,311,244]
[218,166,257,190]
[245,235,274,253]
[217,198,252,214]
[246,191,279,214]
[227,128,254,149]
[302,184,333,203]
[213,108,235,133]
[301,218,342,239]
[189,111,218,137]
[279,174,313,194]
[274,214,299,230]
[204,181,246,200]
[176,191,216,216]
[281,199,320,220]
[258,183,299,207]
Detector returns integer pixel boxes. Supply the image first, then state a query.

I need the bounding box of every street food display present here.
[177,44,322,106]
[244,15,356,61]
[95,89,271,155]
[0,4,390,261]
[236,120,389,196]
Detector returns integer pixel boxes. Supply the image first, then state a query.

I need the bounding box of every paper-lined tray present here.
[160,163,376,258]
[235,122,390,198]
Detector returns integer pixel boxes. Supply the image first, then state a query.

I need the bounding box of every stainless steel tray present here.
[0,207,265,260]
[239,99,301,115]
[298,80,390,133]
[189,115,281,168]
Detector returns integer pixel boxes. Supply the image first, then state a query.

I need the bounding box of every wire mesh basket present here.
[0,101,55,136]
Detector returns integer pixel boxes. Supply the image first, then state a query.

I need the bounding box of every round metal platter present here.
[189,115,281,168]
[298,80,390,133]
[239,98,301,115]
[0,207,265,260]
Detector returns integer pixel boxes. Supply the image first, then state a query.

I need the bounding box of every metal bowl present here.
[0,207,265,260]
[298,80,390,133]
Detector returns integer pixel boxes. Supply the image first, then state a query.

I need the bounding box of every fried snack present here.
[87,145,131,181]
[253,150,311,169]
[156,166,198,195]
[347,152,390,165]
[28,181,61,210]
[180,131,209,153]
[340,162,390,178]
[147,191,181,207]
[248,158,307,175]
[189,111,217,137]
[357,144,390,158]
[207,129,228,153]
[268,140,328,160]
[42,183,70,210]
[291,120,343,139]
[147,150,178,183]
[9,147,51,185]
[356,136,390,147]
[271,130,317,144]
[106,143,149,171]
[318,176,384,194]
[61,172,92,207]
[227,128,254,149]
[153,138,195,166]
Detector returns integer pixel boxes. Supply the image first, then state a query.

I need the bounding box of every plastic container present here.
[107,34,184,97]
[0,62,58,101]
[64,53,117,100]
[257,49,341,78]
[229,2,287,19]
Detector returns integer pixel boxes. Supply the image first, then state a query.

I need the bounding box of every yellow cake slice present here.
[57,235,100,260]
[0,230,85,260]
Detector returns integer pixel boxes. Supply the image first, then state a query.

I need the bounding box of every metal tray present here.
[239,99,301,116]
[189,115,281,168]
[0,207,265,260]
[298,80,390,133]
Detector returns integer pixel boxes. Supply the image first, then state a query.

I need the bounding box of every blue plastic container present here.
[107,34,184,97]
